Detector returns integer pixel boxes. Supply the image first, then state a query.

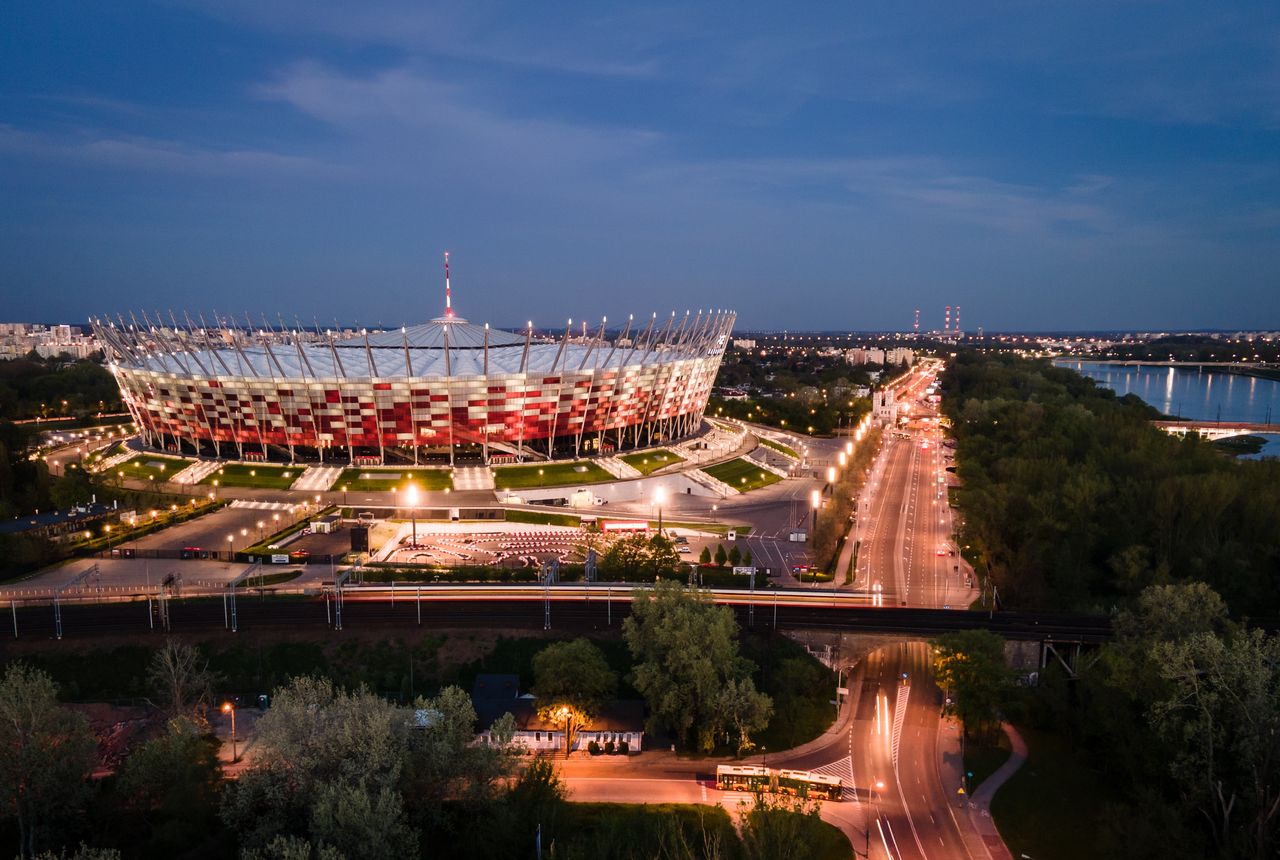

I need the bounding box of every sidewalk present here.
[935,718,1026,860]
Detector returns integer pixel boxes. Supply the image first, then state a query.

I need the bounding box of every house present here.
[470,673,644,755]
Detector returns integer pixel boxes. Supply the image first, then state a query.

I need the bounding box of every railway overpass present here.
[1,585,1112,648]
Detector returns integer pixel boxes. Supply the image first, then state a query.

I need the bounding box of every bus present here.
[776,769,843,800]
[715,765,770,792]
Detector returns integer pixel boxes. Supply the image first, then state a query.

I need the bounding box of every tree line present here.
[942,351,1280,616]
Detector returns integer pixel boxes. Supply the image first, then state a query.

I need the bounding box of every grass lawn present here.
[964,732,1012,791]
[493,460,613,489]
[989,726,1116,860]
[702,458,782,493]
[108,454,191,483]
[620,448,685,475]
[337,467,453,493]
[199,462,299,489]
[657,520,752,536]
[758,437,799,459]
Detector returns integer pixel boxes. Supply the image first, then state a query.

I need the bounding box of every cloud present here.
[0,124,330,177]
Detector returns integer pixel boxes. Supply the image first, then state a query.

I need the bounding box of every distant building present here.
[470,673,644,754]
[731,338,756,349]
[0,503,115,540]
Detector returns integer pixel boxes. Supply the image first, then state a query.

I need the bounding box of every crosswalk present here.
[811,755,855,783]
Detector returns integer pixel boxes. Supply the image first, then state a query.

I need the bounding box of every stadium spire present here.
[443,250,454,318]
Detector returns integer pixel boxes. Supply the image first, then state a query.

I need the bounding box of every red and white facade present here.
[93,308,734,465]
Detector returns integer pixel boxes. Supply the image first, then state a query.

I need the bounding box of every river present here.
[1055,361,1280,460]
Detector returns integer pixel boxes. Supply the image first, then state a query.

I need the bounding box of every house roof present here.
[478,699,645,734]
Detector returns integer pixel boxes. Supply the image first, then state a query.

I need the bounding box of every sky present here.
[2,2,1279,332]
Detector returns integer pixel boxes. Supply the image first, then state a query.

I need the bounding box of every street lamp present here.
[826,466,836,495]
[222,701,238,763]
[342,484,348,506]
[104,525,113,554]
[810,489,820,535]
[653,486,666,535]
[405,483,419,547]
[212,479,219,499]
[257,520,265,541]
[226,534,234,556]
[556,705,573,759]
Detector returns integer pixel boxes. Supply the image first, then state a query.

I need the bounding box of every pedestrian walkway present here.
[228,499,299,512]
[453,466,494,491]
[598,457,642,479]
[290,464,343,492]
[172,459,220,484]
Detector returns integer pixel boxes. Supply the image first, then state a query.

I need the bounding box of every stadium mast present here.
[444,250,454,318]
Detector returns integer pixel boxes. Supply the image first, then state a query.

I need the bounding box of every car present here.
[677,545,692,554]
[935,547,948,556]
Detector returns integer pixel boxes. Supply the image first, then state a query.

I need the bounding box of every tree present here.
[727,545,742,567]
[116,717,222,853]
[401,685,516,825]
[739,793,829,860]
[714,544,728,567]
[222,677,414,849]
[0,663,98,859]
[715,677,773,756]
[308,781,419,860]
[240,835,342,860]
[624,580,771,752]
[743,549,753,566]
[532,639,617,755]
[32,847,121,860]
[147,639,220,723]
[931,629,1012,743]
[599,533,681,581]
[1152,628,1280,859]
[699,546,712,566]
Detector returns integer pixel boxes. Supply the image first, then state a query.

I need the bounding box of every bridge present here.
[1153,420,1278,441]
[2,585,1112,646]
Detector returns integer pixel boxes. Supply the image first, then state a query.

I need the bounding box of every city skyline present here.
[3,2,1279,331]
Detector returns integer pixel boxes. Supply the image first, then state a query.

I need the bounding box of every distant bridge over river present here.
[1154,420,1278,441]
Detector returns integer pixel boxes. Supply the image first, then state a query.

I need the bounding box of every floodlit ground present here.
[199,463,299,489]
[336,467,454,493]
[619,448,685,475]
[493,460,613,489]
[702,458,782,492]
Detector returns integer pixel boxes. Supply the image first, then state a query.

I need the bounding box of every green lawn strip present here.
[109,454,191,483]
[655,520,752,536]
[619,448,685,475]
[199,462,299,489]
[493,460,614,489]
[702,458,782,492]
[336,467,453,493]
[758,436,800,459]
[503,509,586,528]
[230,570,304,588]
[988,726,1116,860]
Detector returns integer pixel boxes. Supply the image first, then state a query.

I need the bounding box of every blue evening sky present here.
[2,2,1278,331]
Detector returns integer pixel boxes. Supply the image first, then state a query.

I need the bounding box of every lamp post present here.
[826,465,836,496]
[557,706,573,759]
[810,489,820,535]
[222,701,238,763]
[342,484,348,506]
[104,525,113,555]
[226,534,234,558]
[654,486,666,536]
[405,483,419,547]
[212,479,219,500]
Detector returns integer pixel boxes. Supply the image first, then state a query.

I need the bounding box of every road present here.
[856,364,971,609]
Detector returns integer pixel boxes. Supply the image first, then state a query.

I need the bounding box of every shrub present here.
[588,740,601,755]
[618,740,630,755]
[604,740,615,755]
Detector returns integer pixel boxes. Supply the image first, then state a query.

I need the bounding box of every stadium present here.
[92,266,734,466]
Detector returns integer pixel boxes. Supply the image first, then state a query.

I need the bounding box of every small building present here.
[309,514,341,534]
[0,503,115,541]
[471,673,644,755]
